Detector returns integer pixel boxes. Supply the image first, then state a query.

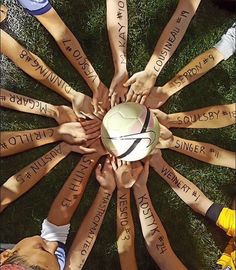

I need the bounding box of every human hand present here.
[53,105,78,124]
[72,92,104,120]
[132,159,150,189]
[57,120,101,145]
[124,70,157,104]
[109,70,129,107]
[145,86,170,108]
[96,157,116,193]
[0,5,8,23]
[155,124,173,149]
[89,137,108,157]
[111,157,137,189]
[92,82,109,117]
[150,109,169,127]
[61,142,97,155]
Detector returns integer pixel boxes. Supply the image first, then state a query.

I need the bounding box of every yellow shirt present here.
[217,238,235,270]
[216,208,236,237]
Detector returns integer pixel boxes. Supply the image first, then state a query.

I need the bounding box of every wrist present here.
[144,66,158,80]
[114,62,127,74]
[52,126,62,141]
[133,184,147,194]
[100,186,115,195]
[52,105,60,121]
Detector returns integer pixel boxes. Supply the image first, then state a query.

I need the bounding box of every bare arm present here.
[111,159,138,270]
[169,135,235,169]
[150,151,213,216]
[0,88,80,124]
[133,161,187,270]
[65,158,115,270]
[0,29,77,102]
[151,104,236,128]
[146,49,224,108]
[0,142,71,212]
[47,139,107,225]
[160,48,224,98]
[0,120,100,157]
[106,0,128,106]
[34,7,109,114]
[125,0,201,103]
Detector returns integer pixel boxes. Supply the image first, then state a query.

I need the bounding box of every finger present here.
[95,163,102,177]
[98,104,105,113]
[111,156,118,170]
[72,145,97,154]
[131,94,138,103]
[81,118,100,126]
[140,95,147,104]
[92,98,99,114]
[126,89,134,102]
[120,94,126,103]
[84,124,101,134]
[109,86,114,97]
[117,158,122,167]
[123,75,136,87]
[103,157,111,171]
[115,94,120,106]
[111,92,117,107]
[136,94,142,103]
[76,112,87,119]
[85,137,97,147]
[86,130,101,140]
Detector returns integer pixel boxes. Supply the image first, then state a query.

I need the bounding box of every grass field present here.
[0,0,235,269]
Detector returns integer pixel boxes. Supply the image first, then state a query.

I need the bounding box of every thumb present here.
[71,145,96,154]
[123,74,136,87]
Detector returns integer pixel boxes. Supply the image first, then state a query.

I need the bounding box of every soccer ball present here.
[101,102,160,161]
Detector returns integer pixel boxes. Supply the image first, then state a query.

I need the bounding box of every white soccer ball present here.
[101,102,160,161]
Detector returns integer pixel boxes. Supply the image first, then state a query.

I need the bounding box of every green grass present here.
[1,0,235,269]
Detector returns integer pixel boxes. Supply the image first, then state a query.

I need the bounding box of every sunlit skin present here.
[0,2,235,269]
[0,236,60,269]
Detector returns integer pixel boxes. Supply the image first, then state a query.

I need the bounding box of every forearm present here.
[117,188,137,270]
[0,142,71,212]
[35,8,101,93]
[106,0,127,72]
[0,88,59,119]
[0,127,61,157]
[133,185,186,270]
[170,136,235,168]
[47,153,100,225]
[146,0,201,78]
[151,157,213,215]
[65,187,113,270]
[0,29,76,101]
[167,103,236,128]
[162,48,224,96]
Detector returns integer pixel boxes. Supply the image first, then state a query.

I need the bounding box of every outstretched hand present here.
[124,70,157,104]
[54,105,78,124]
[96,157,116,192]
[109,70,129,107]
[57,119,101,145]
[92,82,109,117]
[150,109,169,127]
[111,157,138,189]
[145,86,170,108]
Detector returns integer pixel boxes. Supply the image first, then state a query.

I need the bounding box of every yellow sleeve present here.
[217,238,235,270]
[216,208,236,237]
